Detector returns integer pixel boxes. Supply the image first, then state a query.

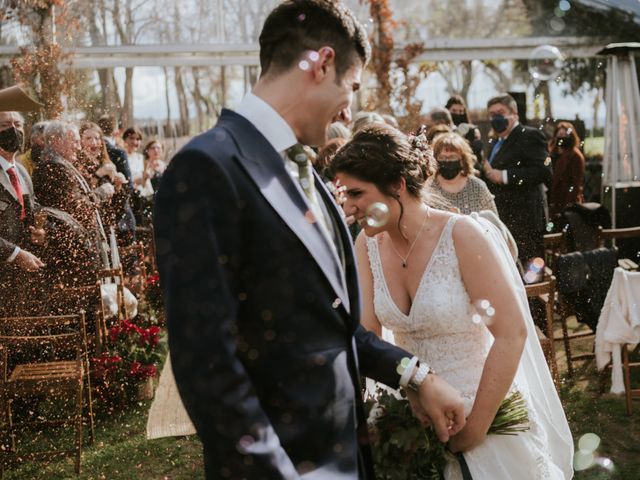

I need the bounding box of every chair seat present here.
[9,361,81,383]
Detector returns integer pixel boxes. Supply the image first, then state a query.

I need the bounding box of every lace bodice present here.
[366,215,492,412]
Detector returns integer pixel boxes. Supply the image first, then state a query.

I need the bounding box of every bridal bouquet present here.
[365,388,530,480]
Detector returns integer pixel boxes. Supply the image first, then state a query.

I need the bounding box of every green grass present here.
[3,399,204,479]
[3,318,640,479]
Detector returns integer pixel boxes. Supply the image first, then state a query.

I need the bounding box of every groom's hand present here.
[416,374,466,442]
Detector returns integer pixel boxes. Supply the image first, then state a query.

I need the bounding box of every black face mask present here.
[0,127,24,153]
[451,113,468,126]
[438,161,462,180]
[555,137,575,149]
[490,115,510,133]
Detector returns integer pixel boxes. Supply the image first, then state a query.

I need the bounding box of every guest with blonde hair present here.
[426,132,497,216]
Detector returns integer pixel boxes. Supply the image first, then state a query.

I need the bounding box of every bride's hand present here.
[447,418,487,453]
[416,374,466,442]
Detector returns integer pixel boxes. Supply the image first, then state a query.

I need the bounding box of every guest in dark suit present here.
[98,114,136,246]
[482,93,552,268]
[154,1,465,479]
[0,110,46,315]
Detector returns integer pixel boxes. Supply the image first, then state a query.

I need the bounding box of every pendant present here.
[402,261,407,268]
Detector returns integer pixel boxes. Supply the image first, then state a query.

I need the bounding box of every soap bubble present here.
[574,450,595,471]
[365,202,389,228]
[578,433,601,453]
[472,299,495,325]
[528,45,564,81]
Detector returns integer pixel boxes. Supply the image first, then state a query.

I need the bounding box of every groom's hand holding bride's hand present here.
[406,373,466,443]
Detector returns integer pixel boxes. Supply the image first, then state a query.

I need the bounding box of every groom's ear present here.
[311,47,336,84]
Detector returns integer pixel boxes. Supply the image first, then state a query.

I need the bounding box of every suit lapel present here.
[219,110,350,312]
[314,172,361,324]
[491,126,522,169]
[0,169,18,202]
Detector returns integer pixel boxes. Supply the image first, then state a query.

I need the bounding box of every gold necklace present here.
[388,208,430,268]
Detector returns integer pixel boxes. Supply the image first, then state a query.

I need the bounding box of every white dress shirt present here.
[235,93,346,272]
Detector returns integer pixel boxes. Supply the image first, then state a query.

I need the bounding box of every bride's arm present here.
[354,232,382,336]
[449,217,528,453]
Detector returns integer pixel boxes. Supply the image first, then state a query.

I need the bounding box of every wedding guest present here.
[381,112,399,129]
[548,121,585,219]
[97,114,136,244]
[424,106,453,128]
[136,139,165,226]
[317,137,346,180]
[426,132,497,215]
[445,95,484,165]
[17,121,49,175]
[122,127,145,190]
[0,110,46,315]
[426,123,451,143]
[33,121,108,252]
[327,121,351,141]
[352,110,385,133]
[482,93,551,267]
[78,122,129,229]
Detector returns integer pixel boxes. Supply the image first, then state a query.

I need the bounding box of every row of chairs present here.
[0,231,158,476]
[527,226,640,413]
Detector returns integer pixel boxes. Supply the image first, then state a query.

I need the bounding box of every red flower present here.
[109,325,122,343]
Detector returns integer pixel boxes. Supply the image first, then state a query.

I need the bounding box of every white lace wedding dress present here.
[365,214,574,479]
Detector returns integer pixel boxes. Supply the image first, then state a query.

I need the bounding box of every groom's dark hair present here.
[259,0,370,80]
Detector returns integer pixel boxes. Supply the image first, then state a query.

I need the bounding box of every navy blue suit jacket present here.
[486,125,552,262]
[154,110,410,479]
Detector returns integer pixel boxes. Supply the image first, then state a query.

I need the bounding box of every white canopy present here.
[601,43,640,226]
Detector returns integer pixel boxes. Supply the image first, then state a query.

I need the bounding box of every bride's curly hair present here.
[330,123,437,235]
[330,123,436,198]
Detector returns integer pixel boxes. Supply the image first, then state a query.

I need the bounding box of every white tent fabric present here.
[602,52,640,187]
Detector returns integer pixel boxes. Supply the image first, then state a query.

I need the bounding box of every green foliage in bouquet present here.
[365,389,447,480]
[365,388,530,479]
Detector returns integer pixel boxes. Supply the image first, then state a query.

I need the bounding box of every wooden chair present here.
[525,277,560,390]
[50,282,107,355]
[0,313,94,476]
[597,226,640,271]
[543,232,566,276]
[135,225,157,275]
[622,344,640,415]
[120,241,147,300]
[98,266,126,322]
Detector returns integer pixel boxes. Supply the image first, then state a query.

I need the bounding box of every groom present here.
[154,1,465,478]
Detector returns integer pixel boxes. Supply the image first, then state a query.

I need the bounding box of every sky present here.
[116,57,607,132]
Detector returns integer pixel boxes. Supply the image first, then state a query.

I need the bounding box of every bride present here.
[331,123,573,479]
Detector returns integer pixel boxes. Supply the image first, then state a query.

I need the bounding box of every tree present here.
[5,0,78,119]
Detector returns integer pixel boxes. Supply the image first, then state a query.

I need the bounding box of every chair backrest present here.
[544,232,566,274]
[597,226,640,243]
[0,313,87,364]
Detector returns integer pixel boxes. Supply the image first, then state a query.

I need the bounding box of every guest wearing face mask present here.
[0,110,47,315]
[548,121,585,220]
[426,132,497,215]
[445,95,484,167]
[482,93,551,270]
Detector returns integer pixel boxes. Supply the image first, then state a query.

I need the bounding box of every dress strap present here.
[365,235,386,293]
